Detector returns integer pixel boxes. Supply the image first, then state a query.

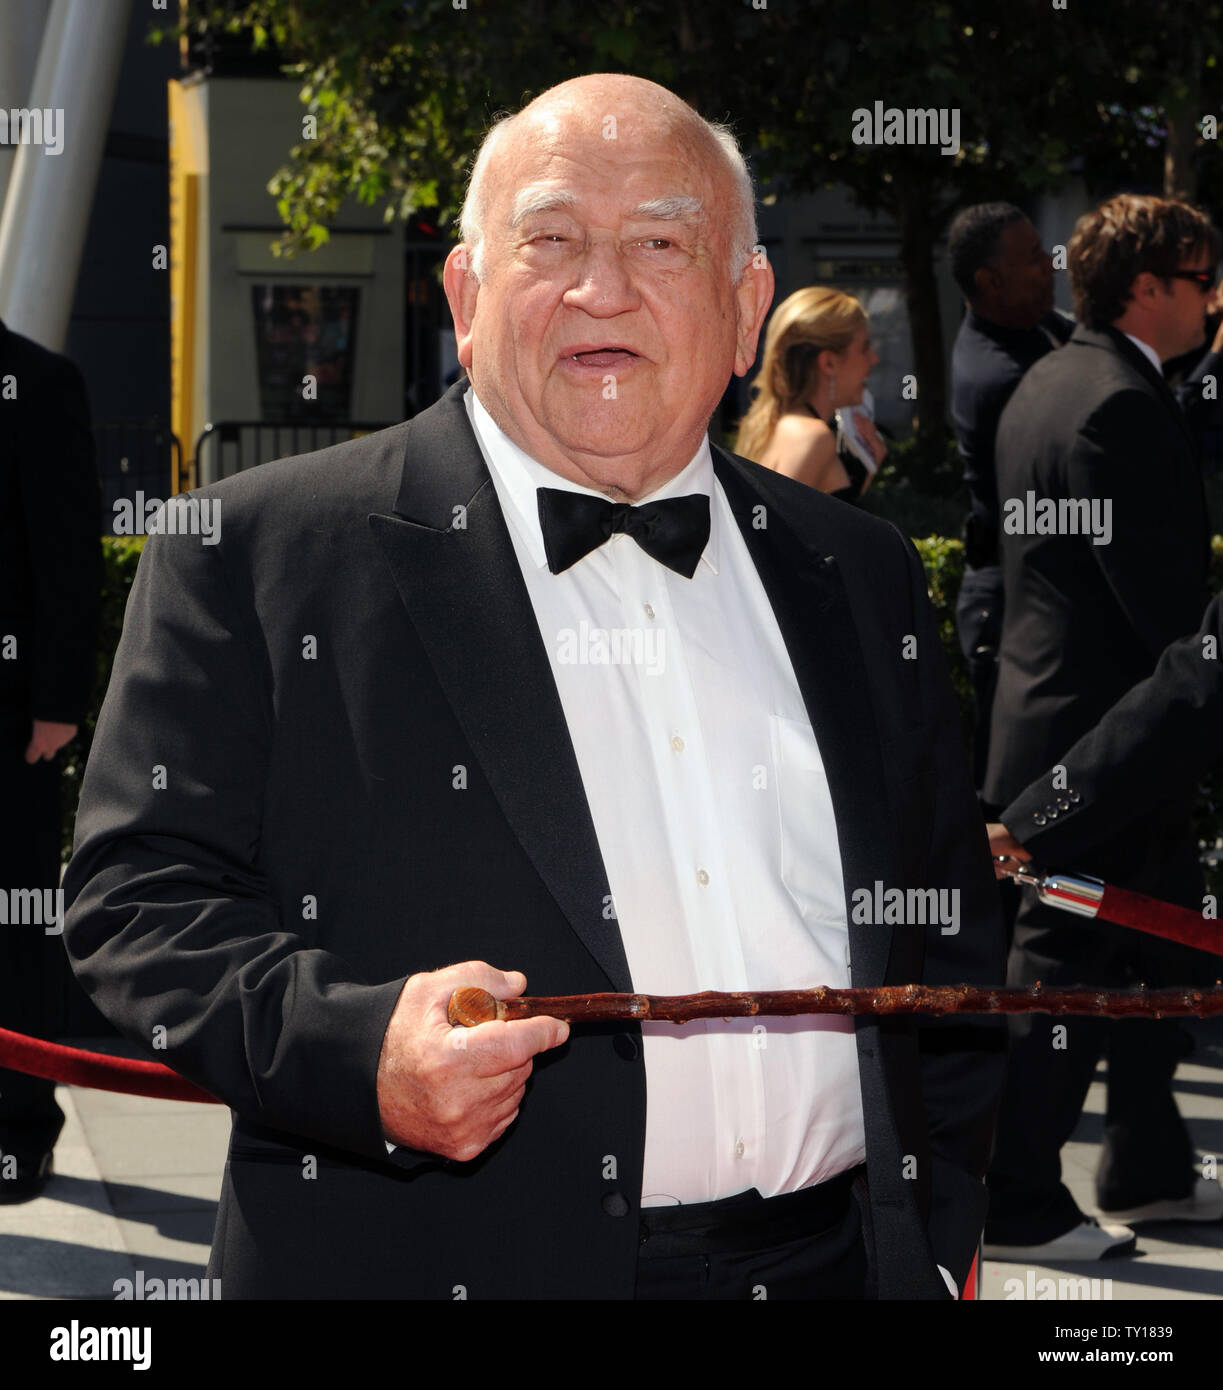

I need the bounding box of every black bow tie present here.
[537,487,711,578]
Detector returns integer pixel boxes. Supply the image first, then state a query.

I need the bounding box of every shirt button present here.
[734,1140,745,1158]
[696,868,710,886]
[643,603,655,619]
[671,735,685,753]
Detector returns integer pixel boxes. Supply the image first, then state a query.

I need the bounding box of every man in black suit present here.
[0,319,101,1202]
[1166,285,1223,471]
[989,589,1223,871]
[983,195,1220,1261]
[947,203,1070,794]
[63,74,1004,1299]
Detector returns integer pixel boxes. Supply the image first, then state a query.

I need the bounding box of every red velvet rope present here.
[1097,884,1223,955]
[0,1027,220,1103]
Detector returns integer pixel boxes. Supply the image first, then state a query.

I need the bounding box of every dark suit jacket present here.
[62,381,1005,1300]
[950,308,1070,568]
[985,324,1210,896]
[0,318,100,729]
[1003,589,1223,865]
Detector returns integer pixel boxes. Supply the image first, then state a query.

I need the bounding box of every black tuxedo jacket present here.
[950,308,1069,568]
[985,324,1210,895]
[0,318,100,730]
[1003,589,1223,865]
[63,381,1004,1300]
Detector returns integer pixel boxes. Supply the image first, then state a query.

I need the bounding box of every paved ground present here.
[0,1039,228,1301]
[980,1018,1223,1302]
[0,1026,1220,1301]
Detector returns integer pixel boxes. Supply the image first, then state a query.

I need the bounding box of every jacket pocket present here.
[769,712,848,926]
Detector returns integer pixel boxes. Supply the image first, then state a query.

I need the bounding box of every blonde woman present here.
[736,287,886,502]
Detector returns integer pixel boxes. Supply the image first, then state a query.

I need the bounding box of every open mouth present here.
[567,348,640,368]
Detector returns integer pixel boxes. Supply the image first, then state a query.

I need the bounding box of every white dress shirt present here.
[1123,330,1162,375]
[464,387,866,1206]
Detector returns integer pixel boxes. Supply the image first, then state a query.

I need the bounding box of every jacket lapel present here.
[712,449,896,988]
[367,383,631,992]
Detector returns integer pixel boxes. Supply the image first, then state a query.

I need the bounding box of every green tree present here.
[162,0,1223,443]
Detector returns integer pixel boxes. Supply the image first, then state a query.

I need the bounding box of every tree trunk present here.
[1163,109,1199,202]
[893,170,948,447]
[1163,41,1200,201]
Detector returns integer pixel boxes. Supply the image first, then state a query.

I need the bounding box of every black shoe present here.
[0,1148,53,1204]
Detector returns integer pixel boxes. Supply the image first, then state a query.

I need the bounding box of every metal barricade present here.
[192,420,396,486]
[94,418,183,533]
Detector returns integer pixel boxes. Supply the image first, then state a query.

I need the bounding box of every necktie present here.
[537,487,711,578]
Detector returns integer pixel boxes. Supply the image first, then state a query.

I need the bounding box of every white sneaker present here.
[983,1217,1136,1261]
[1099,1177,1223,1226]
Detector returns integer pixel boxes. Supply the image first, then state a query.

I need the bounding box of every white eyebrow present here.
[510,187,579,227]
[508,189,705,228]
[627,195,704,222]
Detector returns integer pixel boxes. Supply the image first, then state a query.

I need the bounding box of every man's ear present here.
[973,263,997,302]
[733,252,776,377]
[1128,270,1163,307]
[443,244,480,369]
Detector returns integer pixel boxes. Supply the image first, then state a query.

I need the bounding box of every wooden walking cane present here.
[448,864,1223,1027]
[448,982,1223,1027]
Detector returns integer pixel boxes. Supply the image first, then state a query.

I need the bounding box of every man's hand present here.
[25,719,78,764]
[376,960,569,1162]
[987,821,1032,878]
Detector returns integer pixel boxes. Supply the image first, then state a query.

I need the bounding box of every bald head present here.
[441,72,774,500]
[460,75,757,282]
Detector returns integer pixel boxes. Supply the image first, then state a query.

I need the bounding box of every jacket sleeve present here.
[900,532,1008,1291]
[1003,589,1223,863]
[61,519,406,1161]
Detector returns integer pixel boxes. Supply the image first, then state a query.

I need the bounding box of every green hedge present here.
[62,532,1223,895]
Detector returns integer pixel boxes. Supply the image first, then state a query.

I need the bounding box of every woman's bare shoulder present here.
[769,409,834,442]
[758,412,843,490]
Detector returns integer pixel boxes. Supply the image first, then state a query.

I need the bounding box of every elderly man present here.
[63,75,1004,1300]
